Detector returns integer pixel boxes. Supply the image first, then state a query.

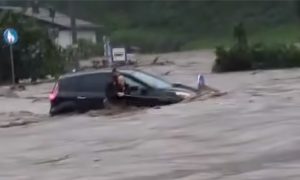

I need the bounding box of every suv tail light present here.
[49,83,59,101]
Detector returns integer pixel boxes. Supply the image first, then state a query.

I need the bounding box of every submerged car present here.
[49,69,198,116]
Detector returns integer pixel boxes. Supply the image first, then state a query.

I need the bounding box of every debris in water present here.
[163,71,172,76]
[0,111,44,128]
[35,154,71,165]
[87,106,146,117]
[0,88,18,98]
[184,86,227,103]
[151,57,174,66]
[152,56,160,64]
[10,85,26,91]
[0,119,38,128]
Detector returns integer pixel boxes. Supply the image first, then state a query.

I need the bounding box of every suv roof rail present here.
[60,69,139,79]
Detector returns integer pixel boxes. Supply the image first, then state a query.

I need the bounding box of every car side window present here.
[79,73,111,92]
[124,76,145,89]
[60,77,79,92]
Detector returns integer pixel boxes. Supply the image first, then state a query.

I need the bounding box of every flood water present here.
[1,50,300,180]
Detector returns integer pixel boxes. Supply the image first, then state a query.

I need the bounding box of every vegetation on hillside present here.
[5,1,300,52]
[50,1,300,52]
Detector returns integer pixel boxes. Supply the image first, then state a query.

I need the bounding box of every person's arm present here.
[124,83,131,95]
[105,83,117,99]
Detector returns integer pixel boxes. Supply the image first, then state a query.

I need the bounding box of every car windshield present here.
[131,71,172,89]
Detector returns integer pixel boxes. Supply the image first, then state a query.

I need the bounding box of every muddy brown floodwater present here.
[1,50,300,180]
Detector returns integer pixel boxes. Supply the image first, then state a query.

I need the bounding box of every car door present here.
[123,75,162,107]
[76,73,110,111]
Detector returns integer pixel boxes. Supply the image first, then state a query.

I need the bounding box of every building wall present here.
[77,31,97,43]
[56,30,97,48]
[56,30,72,48]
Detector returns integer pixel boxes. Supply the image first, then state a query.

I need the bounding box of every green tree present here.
[296,0,300,20]
[233,22,248,49]
[0,11,65,83]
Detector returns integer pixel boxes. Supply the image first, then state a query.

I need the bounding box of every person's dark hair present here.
[112,68,119,84]
[112,74,119,83]
[112,68,120,76]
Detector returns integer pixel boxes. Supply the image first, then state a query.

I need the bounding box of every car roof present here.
[60,69,137,80]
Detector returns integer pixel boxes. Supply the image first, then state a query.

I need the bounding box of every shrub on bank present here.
[213,43,300,73]
[212,23,300,72]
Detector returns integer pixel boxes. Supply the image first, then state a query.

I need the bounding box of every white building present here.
[0,6,102,48]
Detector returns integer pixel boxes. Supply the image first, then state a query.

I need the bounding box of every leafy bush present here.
[213,43,300,72]
[212,23,300,72]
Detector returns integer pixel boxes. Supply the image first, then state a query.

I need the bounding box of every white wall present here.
[56,30,97,48]
[77,31,97,43]
[56,30,72,48]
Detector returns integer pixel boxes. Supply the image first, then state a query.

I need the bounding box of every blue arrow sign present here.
[3,28,18,45]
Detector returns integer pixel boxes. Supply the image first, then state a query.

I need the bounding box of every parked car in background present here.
[49,69,197,116]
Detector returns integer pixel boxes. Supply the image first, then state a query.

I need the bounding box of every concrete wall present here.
[56,30,97,48]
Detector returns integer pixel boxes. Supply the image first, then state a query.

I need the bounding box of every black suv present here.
[49,69,197,116]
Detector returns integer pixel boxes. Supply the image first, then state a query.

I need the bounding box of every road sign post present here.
[3,28,18,86]
[9,45,15,86]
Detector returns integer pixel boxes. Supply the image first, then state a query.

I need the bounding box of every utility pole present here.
[49,7,55,24]
[69,0,79,70]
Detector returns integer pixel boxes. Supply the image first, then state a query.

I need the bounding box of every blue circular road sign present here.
[3,28,18,45]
